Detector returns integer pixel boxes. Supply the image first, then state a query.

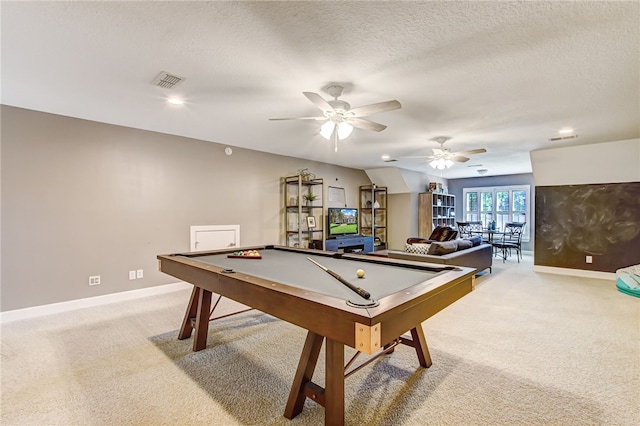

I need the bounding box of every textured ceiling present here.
[2,1,639,178]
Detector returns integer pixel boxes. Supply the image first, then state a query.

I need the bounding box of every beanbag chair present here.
[616,274,640,298]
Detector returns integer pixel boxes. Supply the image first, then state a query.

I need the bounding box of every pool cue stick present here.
[306,257,371,300]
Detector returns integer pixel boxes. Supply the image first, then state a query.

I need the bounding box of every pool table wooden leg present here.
[177,286,212,352]
[284,331,324,419]
[284,332,345,426]
[410,324,432,368]
[325,338,345,426]
[178,286,199,340]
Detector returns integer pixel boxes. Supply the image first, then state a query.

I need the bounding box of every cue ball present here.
[356,269,365,278]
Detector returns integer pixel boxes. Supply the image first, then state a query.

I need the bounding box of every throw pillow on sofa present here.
[405,243,430,254]
[467,235,482,246]
[427,240,458,255]
[428,226,458,242]
[456,239,473,250]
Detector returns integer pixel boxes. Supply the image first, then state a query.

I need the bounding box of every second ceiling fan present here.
[402,136,487,169]
[269,84,401,152]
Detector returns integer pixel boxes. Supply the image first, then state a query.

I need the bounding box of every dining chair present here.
[466,221,485,242]
[456,221,471,238]
[492,222,525,262]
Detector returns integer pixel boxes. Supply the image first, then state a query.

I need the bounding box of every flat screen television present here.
[327,207,359,237]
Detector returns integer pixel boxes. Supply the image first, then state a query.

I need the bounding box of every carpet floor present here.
[1,253,638,425]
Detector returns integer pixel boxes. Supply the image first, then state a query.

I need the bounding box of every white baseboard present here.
[533,265,616,281]
[0,282,191,324]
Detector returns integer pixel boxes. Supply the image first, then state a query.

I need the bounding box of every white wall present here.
[529,138,640,278]
[530,139,640,186]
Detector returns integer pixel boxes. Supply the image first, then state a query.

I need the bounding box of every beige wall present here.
[387,193,418,250]
[1,106,372,311]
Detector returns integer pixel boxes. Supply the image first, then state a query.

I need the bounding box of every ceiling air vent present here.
[549,134,578,142]
[151,71,185,89]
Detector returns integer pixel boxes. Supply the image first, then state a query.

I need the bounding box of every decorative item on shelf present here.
[373,200,380,208]
[306,216,316,229]
[428,182,437,192]
[303,191,317,205]
[297,168,315,181]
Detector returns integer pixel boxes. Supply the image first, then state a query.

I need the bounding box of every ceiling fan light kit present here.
[430,158,454,170]
[320,121,353,140]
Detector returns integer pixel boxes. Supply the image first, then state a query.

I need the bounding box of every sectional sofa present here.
[385,236,493,274]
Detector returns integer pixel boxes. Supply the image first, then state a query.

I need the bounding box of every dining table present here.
[470,228,505,243]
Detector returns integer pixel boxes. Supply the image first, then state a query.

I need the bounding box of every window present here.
[463,185,530,241]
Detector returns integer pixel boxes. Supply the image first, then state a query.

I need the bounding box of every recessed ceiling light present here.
[477,169,488,175]
[559,128,574,134]
[381,155,390,161]
[167,97,184,105]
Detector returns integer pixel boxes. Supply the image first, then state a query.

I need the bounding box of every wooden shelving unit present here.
[284,175,324,249]
[419,192,456,237]
[359,184,387,250]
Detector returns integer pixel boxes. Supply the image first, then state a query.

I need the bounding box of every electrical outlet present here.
[136,269,143,279]
[89,275,101,286]
[586,255,593,264]
[129,270,136,280]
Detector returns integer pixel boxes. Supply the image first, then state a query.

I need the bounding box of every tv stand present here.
[325,235,373,254]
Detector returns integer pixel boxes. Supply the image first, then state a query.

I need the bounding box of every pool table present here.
[157,245,476,425]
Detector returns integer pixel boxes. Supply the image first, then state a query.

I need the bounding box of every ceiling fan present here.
[269,84,401,152]
[401,136,487,169]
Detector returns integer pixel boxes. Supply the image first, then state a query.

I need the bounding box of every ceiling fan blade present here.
[348,100,401,117]
[451,148,487,156]
[269,116,325,121]
[303,92,334,114]
[450,156,470,163]
[347,117,387,132]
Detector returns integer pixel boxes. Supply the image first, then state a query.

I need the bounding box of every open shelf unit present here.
[419,192,456,237]
[284,175,324,249]
[359,184,387,250]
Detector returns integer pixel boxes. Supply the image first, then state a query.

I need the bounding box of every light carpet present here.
[1,253,639,425]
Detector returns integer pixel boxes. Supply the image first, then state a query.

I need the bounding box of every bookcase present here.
[419,192,456,237]
[284,175,324,249]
